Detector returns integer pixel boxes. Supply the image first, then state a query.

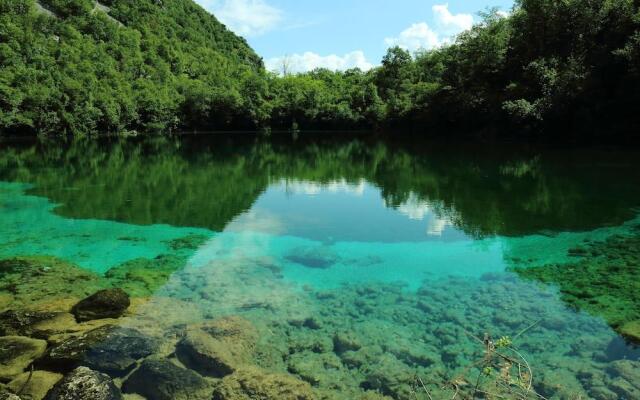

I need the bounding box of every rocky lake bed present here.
[2,140,640,400]
[1,230,640,400]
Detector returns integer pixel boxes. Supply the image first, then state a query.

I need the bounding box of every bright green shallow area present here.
[1,135,640,399]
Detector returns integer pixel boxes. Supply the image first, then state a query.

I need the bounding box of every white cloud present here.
[432,3,474,34]
[496,10,511,18]
[196,0,283,37]
[384,22,441,52]
[384,3,473,52]
[280,179,366,196]
[265,51,374,74]
[391,194,453,236]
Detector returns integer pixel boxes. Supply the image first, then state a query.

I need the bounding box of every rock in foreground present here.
[7,371,63,400]
[175,316,257,378]
[211,366,315,400]
[71,289,130,322]
[38,325,157,376]
[0,336,47,380]
[44,367,122,400]
[122,359,212,400]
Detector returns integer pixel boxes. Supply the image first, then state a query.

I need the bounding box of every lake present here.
[1,134,640,399]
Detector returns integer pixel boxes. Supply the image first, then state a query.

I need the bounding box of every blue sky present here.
[195,0,514,73]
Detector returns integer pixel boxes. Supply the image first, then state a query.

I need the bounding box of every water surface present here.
[1,135,639,399]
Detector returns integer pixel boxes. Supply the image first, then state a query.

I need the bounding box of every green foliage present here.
[0,0,264,135]
[1,0,639,136]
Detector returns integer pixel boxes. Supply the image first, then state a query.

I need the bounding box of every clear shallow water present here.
[1,135,640,399]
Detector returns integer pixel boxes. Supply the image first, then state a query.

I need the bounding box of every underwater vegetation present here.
[2,222,640,400]
[513,230,640,343]
[1,253,640,399]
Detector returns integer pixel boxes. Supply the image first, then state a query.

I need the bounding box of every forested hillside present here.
[0,0,268,134]
[1,0,639,137]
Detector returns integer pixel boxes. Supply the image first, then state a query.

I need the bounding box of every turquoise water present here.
[1,135,640,399]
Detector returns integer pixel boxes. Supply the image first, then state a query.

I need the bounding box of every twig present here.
[462,328,485,345]
[17,364,34,395]
[451,382,460,400]
[513,319,542,341]
[508,346,533,392]
[416,376,434,400]
[472,364,485,399]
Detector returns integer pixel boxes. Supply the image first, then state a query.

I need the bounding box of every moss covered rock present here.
[7,371,62,400]
[512,234,640,334]
[211,366,315,400]
[176,316,258,378]
[44,367,122,400]
[38,325,158,376]
[619,320,640,343]
[0,257,107,311]
[0,336,47,381]
[122,359,212,400]
[164,234,210,251]
[104,255,186,297]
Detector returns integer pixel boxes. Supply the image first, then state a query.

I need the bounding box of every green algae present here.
[105,254,189,297]
[0,256,108,310]
[620,321,640,342]
[165,234,210,251]
[0,253,189,310]
[512,233,640,335]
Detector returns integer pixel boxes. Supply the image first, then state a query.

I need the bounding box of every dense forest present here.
[1,0,639,137]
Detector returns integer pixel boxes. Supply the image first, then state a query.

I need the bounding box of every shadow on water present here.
[1,133,640,399]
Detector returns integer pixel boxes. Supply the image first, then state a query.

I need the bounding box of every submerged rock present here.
[606,360,640,390]
[511,234,640,333]
[537,369,588,400]
[0,393,22,400]
[122,359,212,400]
[0,336,48,380]
[285,246,338,269]
[0,257,106,311]
[0,311,77,340]
[619,320,640,343]
[7,371,63,400]
[211,366,315,400]
[287,351,343,386]
[38,325,158,376]
[359,355,415,400]
[333,332,361,354]
[175,316,257,378]
[71,289,130,322]
[164,234,209,251]
[104,255,186,297]
[0,311,59,336]
[44,367,122,400]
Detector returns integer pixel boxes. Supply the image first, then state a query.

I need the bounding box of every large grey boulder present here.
[37,325,157,376]
[44,367,122,400]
